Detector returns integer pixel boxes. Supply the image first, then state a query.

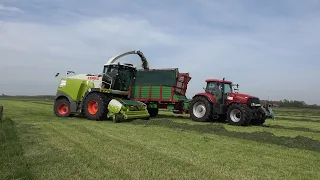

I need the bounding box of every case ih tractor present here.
[53,50,150,122]
[188,78,267,126]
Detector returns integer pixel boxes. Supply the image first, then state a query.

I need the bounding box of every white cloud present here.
[0,4,23,14]
[0,1,320,104]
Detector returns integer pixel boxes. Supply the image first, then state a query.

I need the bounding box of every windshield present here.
[102,65,135,91]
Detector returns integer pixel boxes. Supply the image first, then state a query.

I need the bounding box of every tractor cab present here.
[102,62,137,92]
[205,79,233,104]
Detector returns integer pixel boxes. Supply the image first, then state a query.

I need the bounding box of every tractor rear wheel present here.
[226,104,252,126]
[54,98,71,117]
[83,93,111,121]
[189,96,213,122]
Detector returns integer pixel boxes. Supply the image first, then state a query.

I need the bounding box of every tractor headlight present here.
[227,96,233,100]
[251,103,261,107]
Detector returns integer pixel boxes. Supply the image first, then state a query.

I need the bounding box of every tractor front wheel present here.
[251,107,267,126]
[226,104,251,126]
[189,96,213,122]
[54,98,71,117]
[83,93,111,121]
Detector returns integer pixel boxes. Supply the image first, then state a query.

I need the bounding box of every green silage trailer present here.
[129,68,192,117]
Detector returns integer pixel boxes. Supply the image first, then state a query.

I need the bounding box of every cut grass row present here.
[1,99,320,179]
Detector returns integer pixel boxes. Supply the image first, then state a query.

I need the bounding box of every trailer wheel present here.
[83,93,111,121]
[54,98,71,117]
[147,108,158,117]
[189,96,212,122]
[226,104,251,126]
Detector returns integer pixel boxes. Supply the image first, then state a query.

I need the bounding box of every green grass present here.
[1,99,320,180]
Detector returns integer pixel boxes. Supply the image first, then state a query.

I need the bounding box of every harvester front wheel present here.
[83,93,111,121]
[54,98,71,117]
[189,96,212,122]
[226,104,251,126]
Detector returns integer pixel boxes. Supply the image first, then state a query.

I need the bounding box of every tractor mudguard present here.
[194,93,216,103]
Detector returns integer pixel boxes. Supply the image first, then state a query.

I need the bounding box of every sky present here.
[0,0,319,104]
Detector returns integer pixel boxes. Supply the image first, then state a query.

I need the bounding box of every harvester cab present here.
[53,50,150,123]
[189,78,273,126]
[101,63,136,91]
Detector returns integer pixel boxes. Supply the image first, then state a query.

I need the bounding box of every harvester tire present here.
[83,93,111,121]
[226,104,251,126]
[147,108,158,117]
[189,96,212,122]
[54,98,71,117]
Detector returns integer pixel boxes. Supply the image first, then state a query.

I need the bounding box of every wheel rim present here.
[57,103,68,115]
[230,109,241,122]
[88,100,99,115]
[192,102,206,118]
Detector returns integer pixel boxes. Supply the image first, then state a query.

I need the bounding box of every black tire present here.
[188,96,213,122]
[251,107,266,125]
[54,98,71,117]
[147,108,158,117]
[0,106,3,120]
[83,93,112,121]
[226,104,252,126]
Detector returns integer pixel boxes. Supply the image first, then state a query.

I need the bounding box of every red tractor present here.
[188,78,266,126]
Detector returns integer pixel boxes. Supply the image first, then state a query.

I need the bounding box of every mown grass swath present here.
[0,98,320,179]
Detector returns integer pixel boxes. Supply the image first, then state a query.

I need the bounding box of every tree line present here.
[261,99,319,109]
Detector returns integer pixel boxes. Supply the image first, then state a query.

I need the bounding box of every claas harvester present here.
[53,50,150,122]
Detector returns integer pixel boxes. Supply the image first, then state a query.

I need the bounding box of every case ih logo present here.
[87,76,99,80]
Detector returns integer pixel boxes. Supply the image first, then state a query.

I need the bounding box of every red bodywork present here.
[226,92,255,104]
[195,92,255,105]
[196,79,256,105]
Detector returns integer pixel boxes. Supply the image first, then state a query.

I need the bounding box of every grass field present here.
[1,99,320,180]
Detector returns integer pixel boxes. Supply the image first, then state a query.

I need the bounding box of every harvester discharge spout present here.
[105,50,149,70]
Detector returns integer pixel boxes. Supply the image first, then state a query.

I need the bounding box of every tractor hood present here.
[227,92,258,103]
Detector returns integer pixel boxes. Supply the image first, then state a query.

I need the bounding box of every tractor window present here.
[206,82,218,92]
[224,84,232,94]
